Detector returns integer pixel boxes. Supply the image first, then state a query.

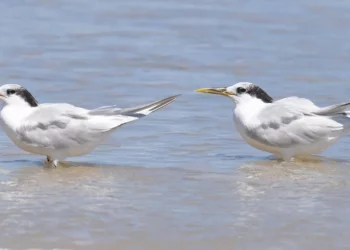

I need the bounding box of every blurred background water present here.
[1,0,350,249]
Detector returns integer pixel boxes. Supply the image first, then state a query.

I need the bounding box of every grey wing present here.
[313,102,350,116]
[311,102,350,127]
[250,104,343,148]
[15,95,180,149]
[16,105,110,149]
[89,95,180,118]
[274,97,319,112]
[277,97,350,117]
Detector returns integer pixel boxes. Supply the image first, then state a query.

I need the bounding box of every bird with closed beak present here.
[0,84,179,167]
[196,82,350,161]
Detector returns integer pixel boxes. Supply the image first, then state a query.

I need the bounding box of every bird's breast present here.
[1,105,32,129]
[0,106,35,149]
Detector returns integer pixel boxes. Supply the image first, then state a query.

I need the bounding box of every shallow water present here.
[1,0,350,249]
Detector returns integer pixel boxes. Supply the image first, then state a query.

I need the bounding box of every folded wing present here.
[313,102,350,116]
[16,104,113,149]
[249,103,343,148]
[16,95,180,150]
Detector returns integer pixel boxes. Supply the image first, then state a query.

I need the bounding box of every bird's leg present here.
[46,156,52,163]
[52,160,59,168]
[281,151,294,161]
[45,156,58,167]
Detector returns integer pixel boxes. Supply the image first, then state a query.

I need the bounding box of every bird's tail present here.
[89,95,180,124]
[341,111,350,135]
[312,103,350,135]
[324,110,350,135]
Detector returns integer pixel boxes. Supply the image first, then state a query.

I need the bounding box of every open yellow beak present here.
[195,87,234,97]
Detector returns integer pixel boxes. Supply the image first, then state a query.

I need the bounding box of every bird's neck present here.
[234,97,269,126]
[4,94,38,107]
[1,104,35,129]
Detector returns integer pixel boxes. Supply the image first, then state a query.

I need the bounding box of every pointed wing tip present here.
[167,94,181,100]
[167,94,181,101]
[117,94,180,118]
[153,94,181,108]
[148,94,181,112]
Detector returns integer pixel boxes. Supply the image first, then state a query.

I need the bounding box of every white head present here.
[196,82,273,105]
[0,84,39,107]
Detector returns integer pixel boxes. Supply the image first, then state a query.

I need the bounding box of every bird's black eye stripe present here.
[7,89,16,95]
[236,87,246,94]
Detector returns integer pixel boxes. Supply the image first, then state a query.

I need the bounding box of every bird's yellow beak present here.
[195,88,234,97]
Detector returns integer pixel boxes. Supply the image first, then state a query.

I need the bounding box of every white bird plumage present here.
[196,82,350,160]
[0,84,179,167]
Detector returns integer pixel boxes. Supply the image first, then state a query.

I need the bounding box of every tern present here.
[196,82,350,160]
[0,84,179,167]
